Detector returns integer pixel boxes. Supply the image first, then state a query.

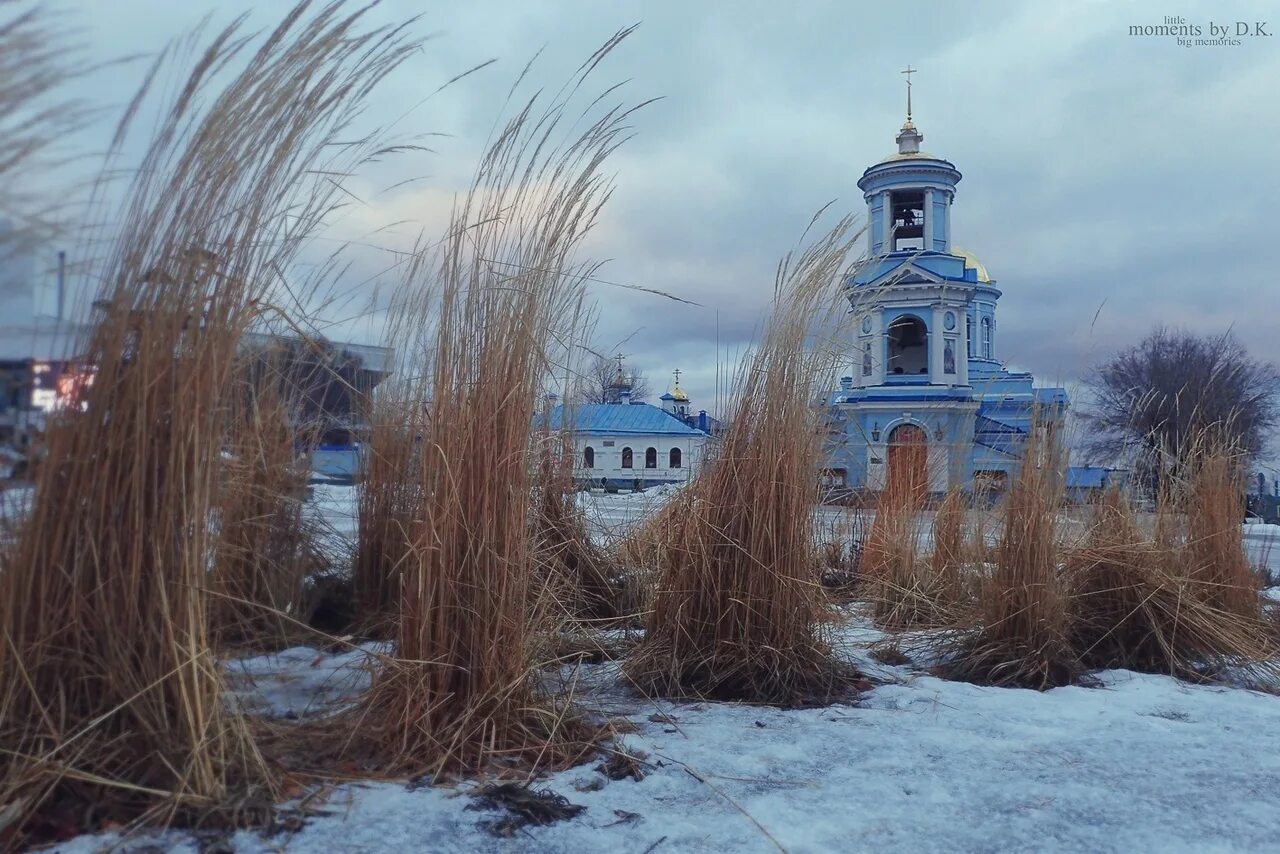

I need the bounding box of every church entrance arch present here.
[886,423,928,495]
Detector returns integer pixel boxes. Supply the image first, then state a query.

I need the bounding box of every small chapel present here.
[824,72,1068,496]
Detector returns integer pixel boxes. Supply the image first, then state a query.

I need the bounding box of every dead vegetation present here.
[212,360,321,649]
[533,429,634,623]
[348,29,645,779]
[624,214,863,705]
[0,2,418,841]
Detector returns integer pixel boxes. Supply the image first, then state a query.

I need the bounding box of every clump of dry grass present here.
[350,31,644,778]
[864,482,970,629]
[932,487,967,592]
[0,2,417,839]
[624,214,862,705]
[862,474,925,627]
[211,360,320,650]
[946,428,1079,688]
[1067,483,1277,680]
[352,410,418,631]
[814,507,866,591]
[532,429,632,622]
[1181,445,1262,619]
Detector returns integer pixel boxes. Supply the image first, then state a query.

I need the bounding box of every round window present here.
[943,311,956,331]
[861,316,872,334]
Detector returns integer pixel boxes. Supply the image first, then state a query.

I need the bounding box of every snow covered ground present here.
[37,486,1280,851]
[56,608,1280,853]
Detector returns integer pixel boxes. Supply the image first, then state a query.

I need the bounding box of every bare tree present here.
[1083,327,1279,468]
[574,353,651,404]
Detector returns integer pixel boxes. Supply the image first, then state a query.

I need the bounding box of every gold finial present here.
[901,65,916,126]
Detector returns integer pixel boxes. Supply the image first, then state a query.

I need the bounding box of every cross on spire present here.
[672,368,682,385]
[901,65,916,123]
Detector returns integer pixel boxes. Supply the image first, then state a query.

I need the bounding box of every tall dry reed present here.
[532,427,629,622]
[1068,485,1277,680]
[211,356,319,649]
[352,30,645,776]
[352,411,417,628]
[0,3,417,838]
[625,214,861,704]
[948,426,1078,688]
[1182,445,1261,619]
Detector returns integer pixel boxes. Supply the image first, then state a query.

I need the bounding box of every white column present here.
[929,305,945,382]
[923,188,935,249]
[943,193,951,251]
[881,191,893,253]
[870,312,885,385]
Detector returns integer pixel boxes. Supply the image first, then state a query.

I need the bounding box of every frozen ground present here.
[38,486,1280,852]
[56,608,1280,854]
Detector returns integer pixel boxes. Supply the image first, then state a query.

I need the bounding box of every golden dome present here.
[951,246,991,283]
[670,384,689,402]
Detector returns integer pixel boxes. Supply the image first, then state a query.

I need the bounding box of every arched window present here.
[645,447,657,469]
[966,315,974,357]
[886,314,928,376]
[669,447,682,468]
[583,446,594,469]
[621,447,633,469]
[981,317,992,359]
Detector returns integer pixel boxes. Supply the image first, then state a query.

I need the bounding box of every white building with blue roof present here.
[824,81,1067,496]
[545,369,712,491]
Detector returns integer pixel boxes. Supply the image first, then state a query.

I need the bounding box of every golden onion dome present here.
[670,383,689,402]
[951,246,991,283]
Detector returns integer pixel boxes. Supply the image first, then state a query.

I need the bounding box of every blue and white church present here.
[824,85,1067,495]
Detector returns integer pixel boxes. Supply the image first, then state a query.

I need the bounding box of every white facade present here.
[573,431,708,486]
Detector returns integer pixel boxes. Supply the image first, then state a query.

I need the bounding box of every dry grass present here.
[0,2,417,840]
[814,507,866,591]
[352,410,418,631]
[349,30,645,778]
[945,428,1079,688]
[862,475,924,627]
[1067,483,1278,681]
[932,431,1278,688]
[211,360,322,650]
[624,213,862,704]
[532,429,633,623]
[932,487,967,596]
[1181,447,1262,619]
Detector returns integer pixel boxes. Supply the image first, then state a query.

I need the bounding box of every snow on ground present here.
[226,643,387,719]
[56,608,1280,854]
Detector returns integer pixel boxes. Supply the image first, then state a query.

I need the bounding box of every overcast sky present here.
[18,0,1280,417]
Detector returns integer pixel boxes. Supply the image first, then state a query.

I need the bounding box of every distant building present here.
[543,364,713,491]
[823,84,1068,496]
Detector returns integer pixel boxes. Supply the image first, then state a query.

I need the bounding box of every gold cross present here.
[901,65,916,121]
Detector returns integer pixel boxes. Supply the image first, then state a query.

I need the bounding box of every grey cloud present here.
[36,0,1280,414]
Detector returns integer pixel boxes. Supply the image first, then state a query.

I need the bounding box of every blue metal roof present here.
[542,403,708,436]
[1066,466,1112,489]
